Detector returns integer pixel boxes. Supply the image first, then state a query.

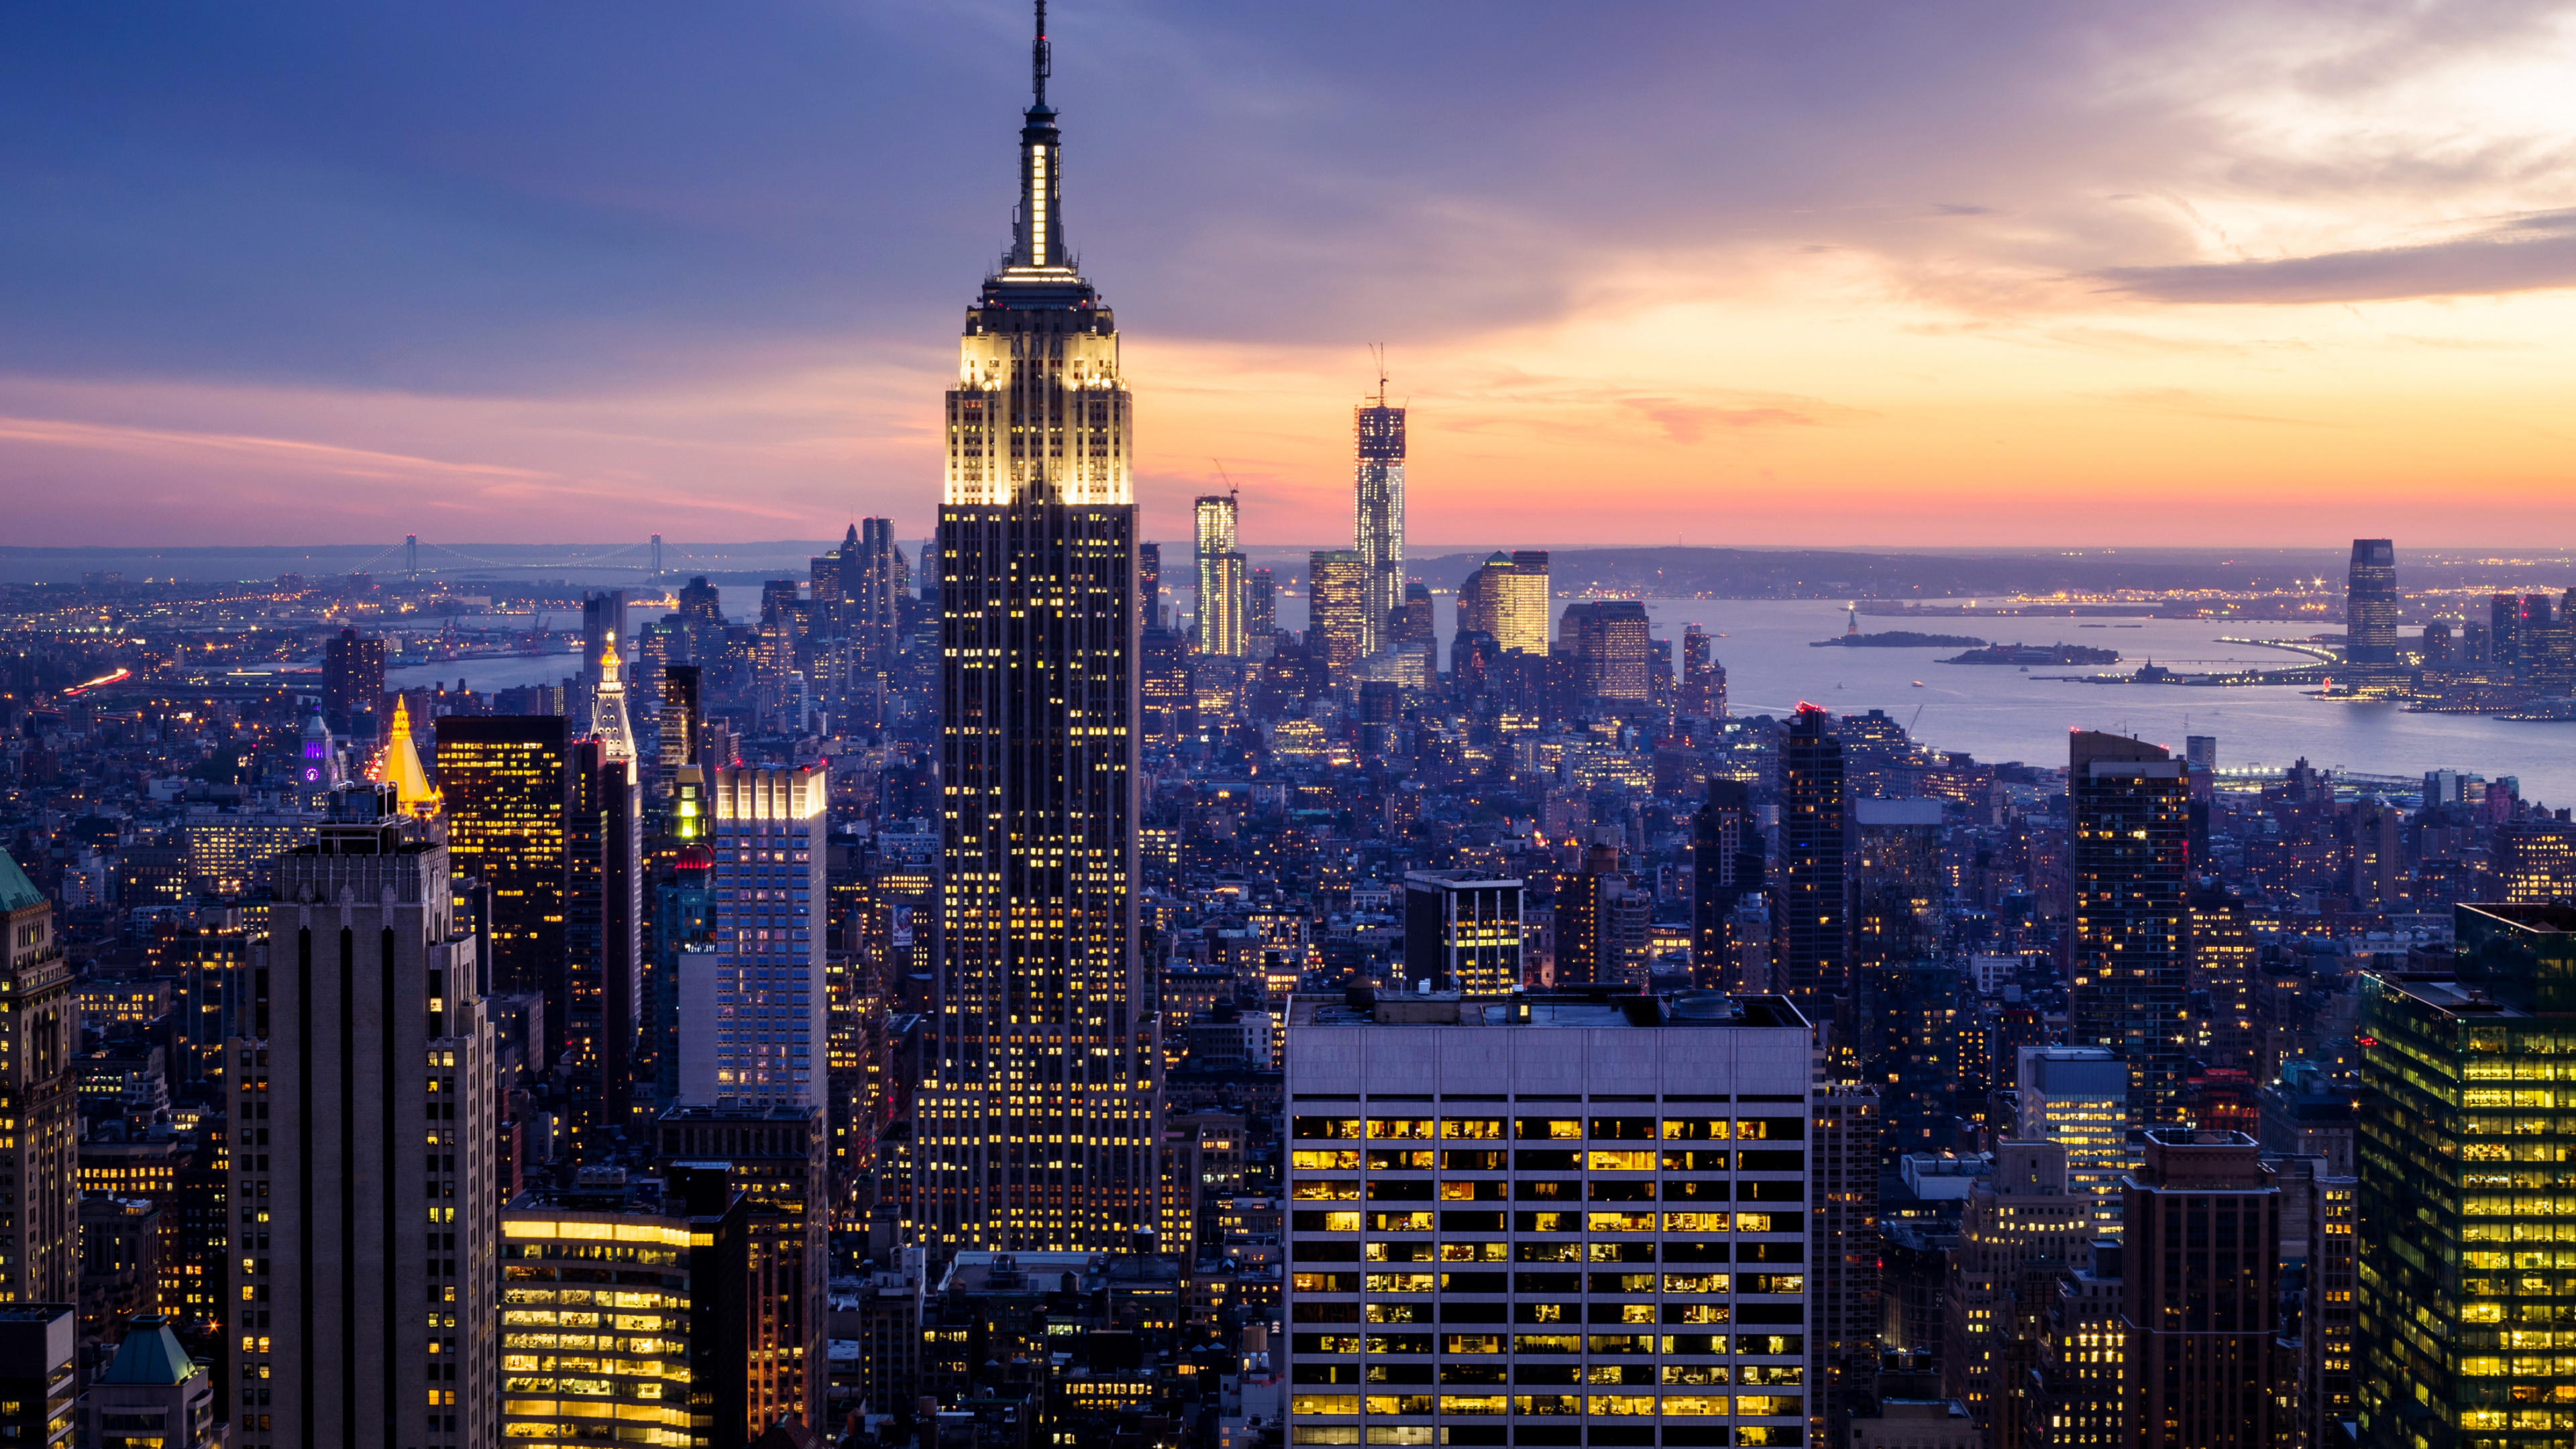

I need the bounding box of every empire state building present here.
[916,3,1156,1252]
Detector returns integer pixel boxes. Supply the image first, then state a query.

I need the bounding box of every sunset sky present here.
[6,1,2575,548]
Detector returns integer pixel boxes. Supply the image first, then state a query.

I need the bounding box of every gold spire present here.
[592,644,637,765]
[381,694,437,816]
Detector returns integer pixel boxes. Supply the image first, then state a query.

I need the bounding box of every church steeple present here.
[1012,0,1065,271]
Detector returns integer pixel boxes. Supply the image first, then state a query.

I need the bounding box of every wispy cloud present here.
[2096,210,2576,303]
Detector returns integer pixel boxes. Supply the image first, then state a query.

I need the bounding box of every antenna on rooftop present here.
[1033,0,1051,107]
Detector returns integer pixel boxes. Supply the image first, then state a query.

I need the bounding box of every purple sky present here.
[7,1,2575,546]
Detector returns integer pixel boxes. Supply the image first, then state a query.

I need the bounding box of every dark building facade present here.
[321,629,385,737]
[2069,731,2190,1126]
[1774,705,1849,1010]
[1693,777,1763,978]
[2121,1129,2280,1449]
[2346,537,2398,665]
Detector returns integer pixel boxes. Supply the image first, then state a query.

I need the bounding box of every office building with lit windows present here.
[915,8,1157,1255]
[2120,1130,2281,1449]
[498,1165,753,1448]
[2357,903,2576,1449]
[1196,492,1247,658]
[2068,731,2190,1126]
[433,714,572,1057]
[2018,1046,2133,1238]
[1308,550,1371,678]
[1283,989,1815,1449]
[233,788,496,1449]
[1456,552,1552,658]
[1354,385,1406,658]
[679,765,824,1109]
[1401,872,1525,994]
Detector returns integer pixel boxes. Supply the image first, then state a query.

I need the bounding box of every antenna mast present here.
[1371,343,1388,407]
[1033,0,1051,106]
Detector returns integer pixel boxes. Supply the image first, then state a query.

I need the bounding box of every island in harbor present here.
[1940,641,2123,665]
[1810,631,1990,649]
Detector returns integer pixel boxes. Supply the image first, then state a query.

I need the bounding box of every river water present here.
[1256,593,2574,802]
[396,594,2574,804]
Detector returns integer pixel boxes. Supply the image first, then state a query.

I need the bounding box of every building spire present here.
[1034,0,1050,109]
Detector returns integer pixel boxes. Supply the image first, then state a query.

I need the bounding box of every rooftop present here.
[1289,988,1807,1031]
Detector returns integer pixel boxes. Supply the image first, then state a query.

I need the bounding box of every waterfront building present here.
[1283,988,1817,1449]
[916,5,1157,1254]
[1560,601,1653,703]
[2345,539,2398,666]
[2068,731,2190,1126]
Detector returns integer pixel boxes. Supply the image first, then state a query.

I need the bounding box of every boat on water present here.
[1912,680,1926,687]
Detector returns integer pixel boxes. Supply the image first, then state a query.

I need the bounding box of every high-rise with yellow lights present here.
[917,1,1157,1254]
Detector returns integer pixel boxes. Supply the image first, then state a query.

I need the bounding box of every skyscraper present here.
[1305,549,1369,677]
[2068,731,2190,1126]
[1454,550,1550,657]
[321,628,385,737]
[2119,1130,2281,1449]
[1246,566,1276,653]
[433,715,572,1059]
[1560,599,1653,702]
[657,663,702,791]
[1353,372,1405,657]
[2359,904,2576,1449]
[234,790,497,1449]
[564,655,641,1136]
[1678,623,1725,718]
[855,517,906,669]
[1194,493,1246,657]
[580,589,627,690]
[1692,777,1764,980]
[0,849,75,1307]
[680,765,826,1108]
[1849,796,1944,1092]
[1774,705,1848,1010]
[2018,1044,2133,1238]
[917,7,1156,1253]
[1283,989,1817,1449]
[2345,538,2398,666]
